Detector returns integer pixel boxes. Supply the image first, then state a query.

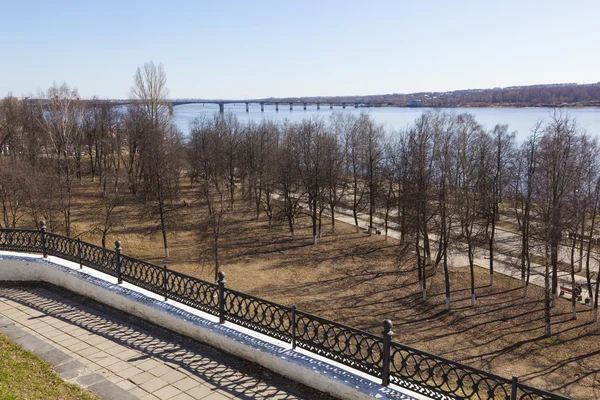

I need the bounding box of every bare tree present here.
[364,119,384,234]
[325,114,347,233]
[346,114,369,232]
[189,115,233,281]
[296,119,327,245]
[380,139,396,240]
[432,113,458,310]
[37,83,84,236]
[535,111,584,334]
[512,123,543,297]
[130,61,178,258]
[130,61,171,131]
[0,161,29,228]
[276,123,304,240]
[455,114,488,306]
[0,95,23,158]
[486,124,516,285]
[255,121,279,228]
[406,113,439,299]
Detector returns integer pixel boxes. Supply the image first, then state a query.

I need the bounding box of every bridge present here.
[24,98,394,113]
[170,99,392,113]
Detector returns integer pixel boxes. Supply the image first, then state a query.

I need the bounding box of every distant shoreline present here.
[393,102,600,109]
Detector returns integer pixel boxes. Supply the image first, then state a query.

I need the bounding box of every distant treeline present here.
[276,83,600,108]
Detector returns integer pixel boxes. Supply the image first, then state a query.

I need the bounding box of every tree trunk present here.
[158,192,169,258]
[285,194,295,240]
[489,207,495,286]
[213,234,219,282]
[570,235,577,319]
[578,214,585,273]
[416,218,423,293]
[551,238,559,308]
[545,243,552,336]
[384,208,389,241]
[586,193,598,307]
[399,204,406,244]
[595,256,600,322]
[312,192,318,245]
[330,203,336,233]
[468,240,475,306]
[521,204,529,296]
[255,188,261,219]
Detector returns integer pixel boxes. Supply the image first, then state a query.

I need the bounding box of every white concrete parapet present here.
[0,251,431,400]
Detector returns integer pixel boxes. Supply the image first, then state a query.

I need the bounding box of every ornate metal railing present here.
[223,286,293,343]
[0,222,570,400]
[166,268,219,316]
[0,228,42,253]
[389,341,561,400]
[295,310,384,378]
[120,254,164,293]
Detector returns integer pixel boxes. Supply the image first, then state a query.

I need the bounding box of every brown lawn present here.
[27,180,600,399]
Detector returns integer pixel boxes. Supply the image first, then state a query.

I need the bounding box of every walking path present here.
[0,285,327,400]
[315,200,590,291]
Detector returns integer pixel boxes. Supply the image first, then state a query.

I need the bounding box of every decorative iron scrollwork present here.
[223,288,293,342]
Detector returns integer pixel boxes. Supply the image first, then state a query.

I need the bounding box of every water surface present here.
[174,103,600,142]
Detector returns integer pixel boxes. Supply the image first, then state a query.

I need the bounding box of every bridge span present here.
[25,98,392,114]
[170,99,391,113]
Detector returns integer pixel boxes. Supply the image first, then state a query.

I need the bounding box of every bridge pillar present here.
[275,103,279,112]
[290,103,293,111]
[245,102,249,112]
[219,103,225,113]
[317,103,320,110]
[260,103,264,112]
[303,103,307,110]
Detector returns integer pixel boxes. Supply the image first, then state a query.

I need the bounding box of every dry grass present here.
[0,334,98,400]
[22,179,600,399]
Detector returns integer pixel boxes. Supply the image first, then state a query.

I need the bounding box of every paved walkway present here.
[0,286,329,400]
[316,198,589,291]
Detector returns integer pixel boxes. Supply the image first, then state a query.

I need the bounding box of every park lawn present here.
[0,334,97,400]
[11,178,599,399]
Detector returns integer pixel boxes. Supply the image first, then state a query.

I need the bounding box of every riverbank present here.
[409,101,600,108]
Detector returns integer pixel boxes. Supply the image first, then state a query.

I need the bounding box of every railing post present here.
[163,265,168,301]
[511,376,518,400]
[218,271,226,324]
[382,319,393,387]
[77,238,83,269]
[291,305,297,349]
[115,240,122,284]
[40,220,47,258]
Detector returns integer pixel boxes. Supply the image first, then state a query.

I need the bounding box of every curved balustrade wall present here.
[0,227,570,400]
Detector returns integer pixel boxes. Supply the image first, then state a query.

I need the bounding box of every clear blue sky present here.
[1,0,598,99]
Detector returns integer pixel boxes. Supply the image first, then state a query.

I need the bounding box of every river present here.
[173,103,600,142]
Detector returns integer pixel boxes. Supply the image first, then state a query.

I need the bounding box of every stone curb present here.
[0,316,138,400]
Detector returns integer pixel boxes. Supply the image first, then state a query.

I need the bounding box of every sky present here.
[1,0,599,99]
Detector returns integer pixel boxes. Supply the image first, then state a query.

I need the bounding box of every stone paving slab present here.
[0,285,333,400]
[0,312,137,400]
